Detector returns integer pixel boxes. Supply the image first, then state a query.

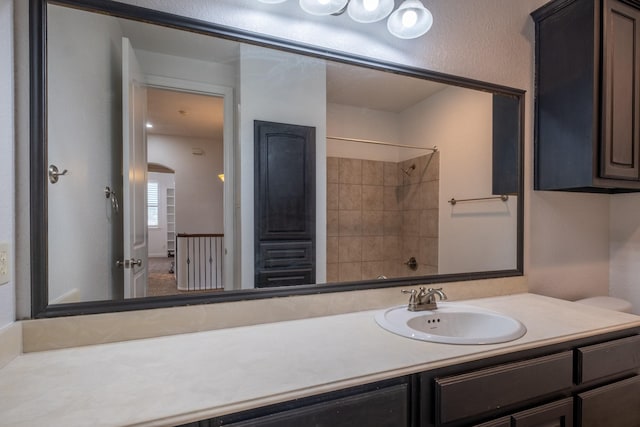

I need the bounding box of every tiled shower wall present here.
[326,153,439,283]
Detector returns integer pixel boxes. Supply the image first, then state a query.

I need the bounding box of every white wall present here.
[610,194,640,314]
[148,135,224,235]
[46,5,124,303]
[238,44,327,289]
[14,0,619,318]
[135,50,237,88]
[147,172,176,257]
[0,0,15,328]
[326,103,404,161]
[400,87,517,274]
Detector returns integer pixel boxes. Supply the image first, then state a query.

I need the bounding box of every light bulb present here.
[318,0,330,4]
[347,0,393,23]
[402,9,418,28]
[363,0,379,11]
[387,0,433,39]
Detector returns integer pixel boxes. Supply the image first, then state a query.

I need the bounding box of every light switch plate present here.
[0,242,10,285]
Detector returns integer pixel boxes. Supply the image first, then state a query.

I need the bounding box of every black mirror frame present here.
[30,0,525,318]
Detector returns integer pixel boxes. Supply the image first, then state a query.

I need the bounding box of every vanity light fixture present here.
[257,0,433,39]
[387,0,433,39]
[299,0,349,15]
[347,0,395,23]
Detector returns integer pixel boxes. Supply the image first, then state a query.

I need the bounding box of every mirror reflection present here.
[45,3,519,305]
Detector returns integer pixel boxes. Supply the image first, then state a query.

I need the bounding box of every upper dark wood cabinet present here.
[254,120,316,288]
[533,0,640,192]
[492,93,521,195]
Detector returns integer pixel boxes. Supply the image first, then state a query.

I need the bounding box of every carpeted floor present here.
[147,257,221,297]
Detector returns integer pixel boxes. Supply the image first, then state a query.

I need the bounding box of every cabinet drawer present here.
[435,352,573,424]
[576,334,640,384]
[474,398,574,427]
[510,397,573,427]
[224,384,409,427]
[577,375,640,427]
[258,241,313,268]
[255,267,314,287]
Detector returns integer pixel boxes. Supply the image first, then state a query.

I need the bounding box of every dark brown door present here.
[601,0,640,180]
[254,120,315,287]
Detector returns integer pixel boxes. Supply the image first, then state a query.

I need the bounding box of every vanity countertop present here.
[1,293,639,427]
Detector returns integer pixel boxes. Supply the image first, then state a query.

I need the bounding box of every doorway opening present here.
[144,86,227,296]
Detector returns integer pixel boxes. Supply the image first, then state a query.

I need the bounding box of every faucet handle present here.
[427,287,448,301]
[401,289,417,304]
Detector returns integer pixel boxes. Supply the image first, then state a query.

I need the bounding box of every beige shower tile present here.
[362,160,384,185]
[326,263,339,283]
[339,237,362,262]
[327,183,339,210]
[339,210,362,236]
[384,260,403,277]
[383,162,399,186]
[400,157,422,185]
[362,261,386,280]
[402,235,420,260]
[383,211,402,235]
[420,237,439,267]
[362,185,384,211]
[383,235,401,260]
[403,183,421,211]
[424,152,439,182]
[327,210,339,237]
[420,209,439,237]
[339,262,362,282]
[339,184,362,210]
[362,236,384,262]
[327,236,339,263]
[423,180,439,209]
[362,211,384,236]
[339,158,362,184]
[327,157,339,183]
[383,186,400,211]
[402,210,420,236]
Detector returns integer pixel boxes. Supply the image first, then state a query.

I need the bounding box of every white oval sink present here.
[375,302,527,345]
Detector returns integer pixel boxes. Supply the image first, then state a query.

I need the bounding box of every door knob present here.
[116,258,143,268]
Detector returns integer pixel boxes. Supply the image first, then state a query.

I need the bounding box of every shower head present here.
[401,164,416,176]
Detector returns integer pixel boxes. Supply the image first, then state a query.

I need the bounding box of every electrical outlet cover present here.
[0,242,10,285]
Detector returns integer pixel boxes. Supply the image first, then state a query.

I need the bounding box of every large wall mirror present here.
[31,0,524,318]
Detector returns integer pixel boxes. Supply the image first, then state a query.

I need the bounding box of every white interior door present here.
[122,37,148,298]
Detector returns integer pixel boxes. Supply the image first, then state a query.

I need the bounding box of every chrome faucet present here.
[401,287,448,311]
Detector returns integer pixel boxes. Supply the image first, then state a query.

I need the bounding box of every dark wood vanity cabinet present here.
[575,335,640,426]
[179,377,412,427]
[180,331,640,427]
[532,0,640,192]
[254,120,316,287]
[421,332,640,427]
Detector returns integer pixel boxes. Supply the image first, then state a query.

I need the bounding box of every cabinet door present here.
[254,120,316,287]
[578,375,640,427]
[224,384,409,427]
[601,0,640,180]
[511,398,573,427]
[435,352,573,424]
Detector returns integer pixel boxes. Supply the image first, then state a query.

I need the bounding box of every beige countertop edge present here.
[132,316,640,427]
